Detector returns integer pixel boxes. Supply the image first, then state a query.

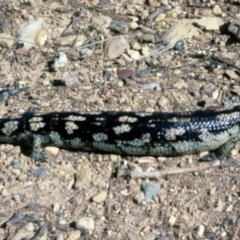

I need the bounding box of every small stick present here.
[129,160,220,179]
[211,55,240,72]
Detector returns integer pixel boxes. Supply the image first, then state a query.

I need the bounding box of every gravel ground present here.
[0,0,240,239]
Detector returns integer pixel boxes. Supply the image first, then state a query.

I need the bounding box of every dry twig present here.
[128,160,220,179]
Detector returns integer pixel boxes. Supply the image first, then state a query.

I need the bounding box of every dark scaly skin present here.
[0,106,239,161]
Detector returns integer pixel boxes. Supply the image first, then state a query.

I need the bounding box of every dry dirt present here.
[0,0,240,239]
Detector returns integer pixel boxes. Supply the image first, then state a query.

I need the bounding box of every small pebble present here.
[11,158,21,169]
[136,68,151,78]
[13,195,21,202]
[212,4,222,16]
[66,230,81,240]
[118,68,135,79]
[173,39,184,51]
[141,82,159,90]
[79,48,93,58]
[74,167,91,189]
[169,215,177,225]
[105,36,129,59]
[197,224,205,237]
[45,146,59,156]
[186,157,193,164]
[75,217,95,233]
[127,49,140,60]
[139,34,155,43]
[52,203,61,213]
[109,20,128,34]
[228,19,240,40]
[142,182,161,202]
[48,52,68,70]
[33,168,48,178]
[92,191,107,203]
[134,192,145,204]
[61,72,79,87]
[40,72,47,79]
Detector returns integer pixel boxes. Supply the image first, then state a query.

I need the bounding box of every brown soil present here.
[0,1,240,239]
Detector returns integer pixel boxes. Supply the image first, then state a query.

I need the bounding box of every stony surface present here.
[0,0,240,239]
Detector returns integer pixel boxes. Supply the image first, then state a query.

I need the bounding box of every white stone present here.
[169,215,177,225]
[127,49,140,60]
[161,0,168,5]
[52,52,67,69]
[129,21,139,29]
[212,5,222,15]
[197,225,205,237]
[76,217,95,234]
[92,191,107,203]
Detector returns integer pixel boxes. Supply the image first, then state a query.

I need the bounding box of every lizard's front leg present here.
[30,134,47,162]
